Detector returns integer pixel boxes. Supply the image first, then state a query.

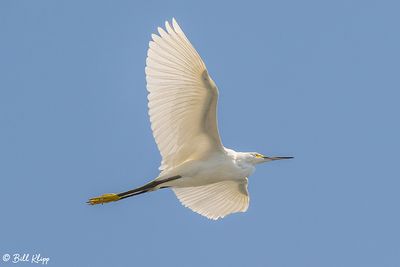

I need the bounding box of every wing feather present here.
[173,179,249,220]
[146,18,223,172]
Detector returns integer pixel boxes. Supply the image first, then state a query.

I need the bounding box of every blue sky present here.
[1,0,399,266]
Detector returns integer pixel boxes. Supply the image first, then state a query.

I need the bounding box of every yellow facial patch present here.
[255,153,264,158]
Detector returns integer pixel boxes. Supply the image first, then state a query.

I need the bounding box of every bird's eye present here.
[255,153,263,158]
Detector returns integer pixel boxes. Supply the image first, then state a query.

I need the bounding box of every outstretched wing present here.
[173,179,249,220]
[145,19,223,172]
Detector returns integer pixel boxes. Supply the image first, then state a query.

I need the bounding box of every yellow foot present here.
[87,193,120,205]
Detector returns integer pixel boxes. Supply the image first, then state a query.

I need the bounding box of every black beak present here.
[263,156,294,160]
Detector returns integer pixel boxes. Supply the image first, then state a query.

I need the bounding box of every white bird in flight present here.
[88,18,293,220]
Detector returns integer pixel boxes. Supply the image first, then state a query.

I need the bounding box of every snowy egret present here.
[88,18,293,220]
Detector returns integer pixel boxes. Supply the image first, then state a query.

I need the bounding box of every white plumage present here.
[173,180,249,220]
[146,19,222,173]
[146,19,249,219]
[88,18,292,220]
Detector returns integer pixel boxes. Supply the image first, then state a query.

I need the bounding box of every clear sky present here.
[1,0,399,266]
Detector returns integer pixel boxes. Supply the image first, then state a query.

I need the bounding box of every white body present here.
[158,148,255,188]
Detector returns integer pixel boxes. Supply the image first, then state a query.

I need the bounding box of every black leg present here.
[117,175,181,199]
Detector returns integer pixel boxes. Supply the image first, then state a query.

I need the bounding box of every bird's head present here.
[245,152,293,165]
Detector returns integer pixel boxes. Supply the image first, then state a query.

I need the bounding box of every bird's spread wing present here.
[173,179,249,220]
[146,19,223,172]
